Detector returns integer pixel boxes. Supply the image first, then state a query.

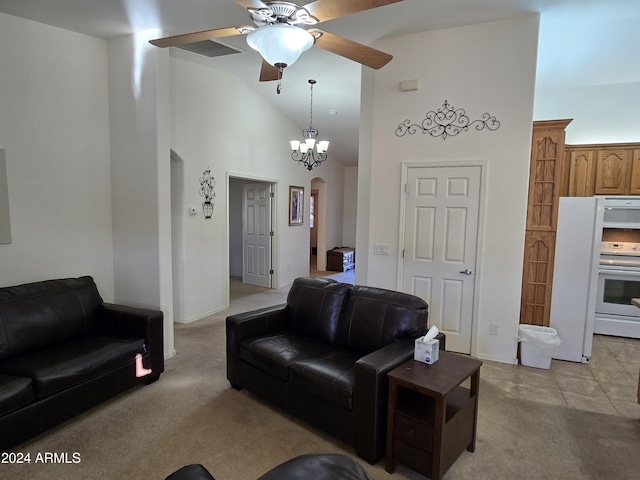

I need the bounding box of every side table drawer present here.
[394,439,432,476]
[394,412,433,451]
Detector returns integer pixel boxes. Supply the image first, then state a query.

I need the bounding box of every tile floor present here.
[482,334,640,418]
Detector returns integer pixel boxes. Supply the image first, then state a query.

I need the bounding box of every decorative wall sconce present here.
[199,168,216,219]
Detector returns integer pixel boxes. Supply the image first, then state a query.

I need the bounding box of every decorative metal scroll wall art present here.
[199,168,216,219]
[395,100,500,140]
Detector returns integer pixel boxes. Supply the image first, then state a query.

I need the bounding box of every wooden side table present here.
[385,351,482,480]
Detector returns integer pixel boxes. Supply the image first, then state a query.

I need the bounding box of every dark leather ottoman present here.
[165,454,373,480]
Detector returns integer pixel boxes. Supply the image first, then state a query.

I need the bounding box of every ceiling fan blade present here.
[234,0,268,9]
[149,26,250,48]
[305,0,403,23]
[259,60,281,82]
[312,30,393,69]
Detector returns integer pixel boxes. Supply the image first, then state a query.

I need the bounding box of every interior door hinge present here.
[404,183,408,194]
[402,249,405,258]
[269,269,274,275]
[270,192,275,198]
[270,231,274,237]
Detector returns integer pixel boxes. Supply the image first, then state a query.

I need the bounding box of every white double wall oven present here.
[596,198,640,338]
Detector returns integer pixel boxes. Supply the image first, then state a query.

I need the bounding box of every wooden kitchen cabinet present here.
[595,149,631,195]
[521,232,556,326]
[567,149,595,196]
[629,149,640,194]
[522,130,640,328]
[564,143,640,196]
[520,120,570,326]
[525,120,571,232]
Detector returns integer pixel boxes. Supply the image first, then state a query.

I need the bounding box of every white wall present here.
[342,166,358,247]
[0,13,115,298]
[170,55,345,322]
[108,32,175,358]
[359,15,540,363]
[534,82,640,144]
[534,2,640,144]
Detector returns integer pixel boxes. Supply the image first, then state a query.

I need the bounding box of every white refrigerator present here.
[549,197,604,363]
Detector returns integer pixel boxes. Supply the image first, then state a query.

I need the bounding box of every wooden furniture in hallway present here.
[327,247,355,272]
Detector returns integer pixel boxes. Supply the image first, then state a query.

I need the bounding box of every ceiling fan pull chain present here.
[276,66,283,94]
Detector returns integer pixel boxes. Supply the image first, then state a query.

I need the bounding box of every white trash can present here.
[518,325,561,369]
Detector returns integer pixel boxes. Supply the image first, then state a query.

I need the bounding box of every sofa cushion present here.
[286,278,350,345]
[0,373,34,416]
[335,285,428,354]
[239,332,336,381]
[0,335,145,398]
[289,349,360,411]
[0,276,103,360]
[257,454,373,480]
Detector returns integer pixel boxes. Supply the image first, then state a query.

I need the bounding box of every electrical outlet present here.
[490,323,500,335]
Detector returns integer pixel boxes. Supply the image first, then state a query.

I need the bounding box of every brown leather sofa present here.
[226,277,443,464]
[0,276,164,451]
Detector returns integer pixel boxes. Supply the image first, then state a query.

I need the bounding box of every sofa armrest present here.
[226,304,290,388]
[96,303,164,380]
[353,338,416,464]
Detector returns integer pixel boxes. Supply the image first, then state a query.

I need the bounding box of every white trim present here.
[173,304,230,324]
[397,159,488,358]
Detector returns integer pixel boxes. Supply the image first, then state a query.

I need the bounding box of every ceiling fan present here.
[149,0,402,93]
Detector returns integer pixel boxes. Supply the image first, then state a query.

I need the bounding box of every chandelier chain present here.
[309,81,314,129]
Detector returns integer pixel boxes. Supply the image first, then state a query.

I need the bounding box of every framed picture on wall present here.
[289,186,304,226]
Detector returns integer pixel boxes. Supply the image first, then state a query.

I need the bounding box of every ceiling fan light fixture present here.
[246,24,314,68]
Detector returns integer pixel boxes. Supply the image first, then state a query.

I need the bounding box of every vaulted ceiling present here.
[1,0,637,165]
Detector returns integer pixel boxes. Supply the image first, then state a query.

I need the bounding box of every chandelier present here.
[290,79,329,171]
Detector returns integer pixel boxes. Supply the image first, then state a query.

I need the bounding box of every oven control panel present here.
[601,241,640,256]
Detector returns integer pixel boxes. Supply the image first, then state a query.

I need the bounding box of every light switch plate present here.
[374,244,389,255]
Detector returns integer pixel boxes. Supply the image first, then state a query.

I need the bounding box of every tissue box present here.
[414,337,439,364]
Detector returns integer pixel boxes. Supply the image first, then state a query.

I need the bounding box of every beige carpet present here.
[4,292,640,480]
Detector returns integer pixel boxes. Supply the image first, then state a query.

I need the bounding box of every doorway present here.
[311,177,327,271]
[228,177,275,296]
[398,164,483,354]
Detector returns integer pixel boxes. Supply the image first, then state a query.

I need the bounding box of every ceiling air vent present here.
[175,40,243,58]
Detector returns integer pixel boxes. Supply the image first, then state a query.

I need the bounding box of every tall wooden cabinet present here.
[520,120,572,326]
[521,124,640,327]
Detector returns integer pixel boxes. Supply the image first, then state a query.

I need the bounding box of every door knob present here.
[459,268,473,275]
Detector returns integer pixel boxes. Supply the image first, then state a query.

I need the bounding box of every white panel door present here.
[402,166,481,353]
[243,183,271,288]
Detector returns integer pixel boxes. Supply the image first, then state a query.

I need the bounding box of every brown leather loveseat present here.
[226,277,443,464]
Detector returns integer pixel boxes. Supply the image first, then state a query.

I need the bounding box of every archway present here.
[311,177,327,271]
